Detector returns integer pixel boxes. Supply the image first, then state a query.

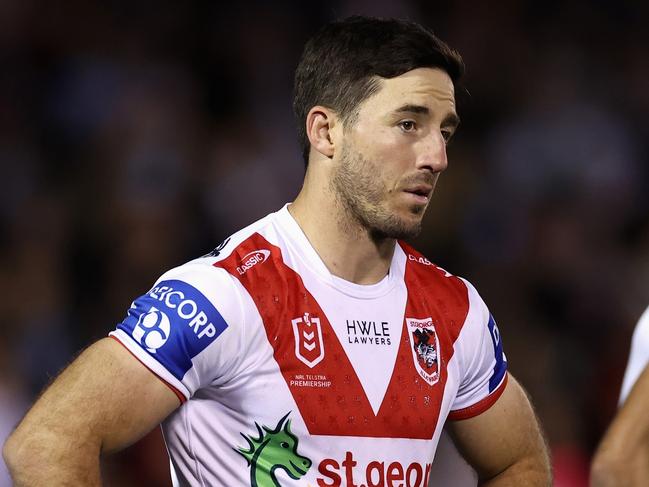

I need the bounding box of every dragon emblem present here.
[235,412,312,486]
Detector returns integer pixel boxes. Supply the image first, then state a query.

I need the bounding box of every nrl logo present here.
[406,317,441,386]
[291,312,325,368]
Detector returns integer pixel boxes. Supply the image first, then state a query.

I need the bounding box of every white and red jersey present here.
[110,205,507,487]
[619,305,649,404]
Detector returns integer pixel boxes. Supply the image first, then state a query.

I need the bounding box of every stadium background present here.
[1,1,648,485]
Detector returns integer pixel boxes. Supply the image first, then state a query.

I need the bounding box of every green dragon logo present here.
[235,412,312,487]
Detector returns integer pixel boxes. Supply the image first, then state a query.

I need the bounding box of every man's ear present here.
[305,106,338,159]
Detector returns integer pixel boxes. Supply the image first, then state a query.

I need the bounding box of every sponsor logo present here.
[292,312,325,368]
[205,237,231,257]
[487,314,508,392]
[132,306,170,353]
[237,249,271,275]
[118,279,228,380]
[408,254,433,266]
[346,320,391,346]
[148,284,219,339]
[407,254,452,277]
[406,318,441,386]
[236,412,311,487]
[317,451,432,487]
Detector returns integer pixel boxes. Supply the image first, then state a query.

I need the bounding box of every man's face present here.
[331,67,459,240]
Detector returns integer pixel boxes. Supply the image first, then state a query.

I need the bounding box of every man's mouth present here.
[403,185,432,203]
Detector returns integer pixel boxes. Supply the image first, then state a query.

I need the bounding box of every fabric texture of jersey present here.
[619,305,649,404]
[110,205,508,487]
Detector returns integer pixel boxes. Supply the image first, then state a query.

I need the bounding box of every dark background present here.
[1,1,648,485]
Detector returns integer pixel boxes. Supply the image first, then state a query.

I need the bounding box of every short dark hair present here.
[293,16,465,166]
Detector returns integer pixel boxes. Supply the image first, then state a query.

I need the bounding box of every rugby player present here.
[4,16,551,486]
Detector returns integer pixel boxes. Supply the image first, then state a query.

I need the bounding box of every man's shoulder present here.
[200,210,281,262]
[152,211,279,289]
[397,241,485,312]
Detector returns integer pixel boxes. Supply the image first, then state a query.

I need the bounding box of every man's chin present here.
[394,223,423,240]
[370,217,422,241]
[393,209,426,238]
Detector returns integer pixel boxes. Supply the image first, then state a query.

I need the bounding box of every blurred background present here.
[1,0,647,485]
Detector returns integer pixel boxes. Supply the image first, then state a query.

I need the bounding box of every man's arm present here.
[447,374,551,486]
[591,364,649,487]
[2,337,180,486]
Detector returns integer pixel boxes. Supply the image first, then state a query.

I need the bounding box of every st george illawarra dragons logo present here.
[235,412,312,487]
[406,317,441,386]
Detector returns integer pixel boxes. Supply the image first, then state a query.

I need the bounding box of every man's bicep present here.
[447,373,550,484]
[12,337,180,453]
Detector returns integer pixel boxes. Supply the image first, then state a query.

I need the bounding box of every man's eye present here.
[399,121,416,132]
[441,129,454,143]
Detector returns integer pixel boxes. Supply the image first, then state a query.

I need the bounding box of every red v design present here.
[215,234,467,439]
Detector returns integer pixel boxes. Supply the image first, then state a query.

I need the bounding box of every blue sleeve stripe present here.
[487,314,507,392]
[116,279,229,381]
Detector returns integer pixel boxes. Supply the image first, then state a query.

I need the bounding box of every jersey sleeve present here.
[109,261,246,402]
[619,305,649,405]
[447,279,508,420]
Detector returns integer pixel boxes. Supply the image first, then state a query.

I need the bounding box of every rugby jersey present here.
[110,204,507,487]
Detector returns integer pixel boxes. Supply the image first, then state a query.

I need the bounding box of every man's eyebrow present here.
[443,112,461,128]
[394,104,461,127]
[394,104,429,115]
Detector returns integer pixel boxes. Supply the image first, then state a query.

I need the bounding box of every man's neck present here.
[288,191,396,286]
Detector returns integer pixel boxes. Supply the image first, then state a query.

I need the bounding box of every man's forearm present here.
[591,435,649,487]
[3,427,102,487]
[591,362,649,487]
[3,339,179,486]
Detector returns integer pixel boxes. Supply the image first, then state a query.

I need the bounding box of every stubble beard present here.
[330,145,425,241]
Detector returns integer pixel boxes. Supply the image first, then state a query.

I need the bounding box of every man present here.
[591,305,649,486]
[4,16,551,486]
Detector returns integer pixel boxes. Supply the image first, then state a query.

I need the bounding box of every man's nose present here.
[416,130,448,173]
